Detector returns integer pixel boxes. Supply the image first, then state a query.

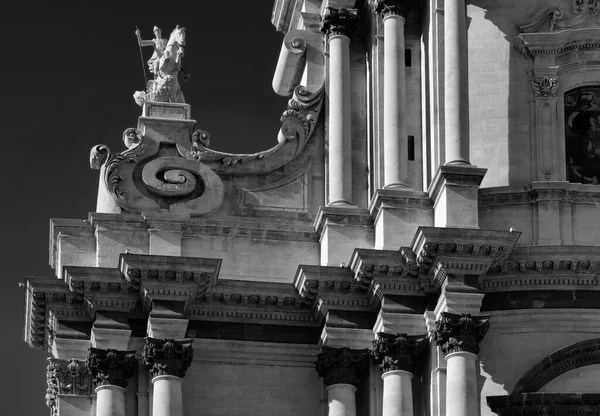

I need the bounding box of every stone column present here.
[375,0,413,188]
[432,313,490,416]
[371,332,426,416]
[315,346,368,416]
[444,0,470,165]
[46,358,93,416]
[143,338,194,416]
[321,8,358,206]
[87,348,136,416]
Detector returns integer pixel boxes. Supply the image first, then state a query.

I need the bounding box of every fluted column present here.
[444,0,470,165]
[371,333,426,416]
[87,348,136,416]
[432,313,490,416]
[143,338,194,416]
[315,346,368,416]
[321,7,358,206]
[376,0,413,188]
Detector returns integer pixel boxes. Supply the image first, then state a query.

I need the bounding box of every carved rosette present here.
[320,7,358,38]
[431,312,490,355]
[46,358,92,415]
[531,76,559,98]
[371,333,426,373]
[142,337,194,379]
[375,0,413,18]
[315,346,368,387]
[86,348,136,388]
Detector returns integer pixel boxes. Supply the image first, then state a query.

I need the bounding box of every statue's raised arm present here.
[133,25,187,107]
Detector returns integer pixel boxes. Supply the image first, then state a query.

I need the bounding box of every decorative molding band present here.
[488,393,600,416]
[314,346,368,387]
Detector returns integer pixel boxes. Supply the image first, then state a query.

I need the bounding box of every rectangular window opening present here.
[408,135,415,161]
[405,49,412,67]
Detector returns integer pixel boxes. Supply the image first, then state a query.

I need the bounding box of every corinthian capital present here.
[142,337,194,379]
[314,346,368,387]
[431,312,490,355]
[375,0,414,18]
[371,333,426,373]
[531,76,559,98]
[46,358,92,415]
[86,348,136,388]
[320,7,358,38]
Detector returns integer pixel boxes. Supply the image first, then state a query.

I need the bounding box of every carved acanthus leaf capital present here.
[86,348,136,388]
[320,7,358,38]
[314,346,368,387]
[375,0,413,19]
[142,337,194,379]
[46,358,92,415]
[371,332,426,373]
[532,76,559,97]
[431,312,490,355]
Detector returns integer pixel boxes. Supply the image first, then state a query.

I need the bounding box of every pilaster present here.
[46,358,93,416]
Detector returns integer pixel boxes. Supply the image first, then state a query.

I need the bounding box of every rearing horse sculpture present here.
[145,25,186,103]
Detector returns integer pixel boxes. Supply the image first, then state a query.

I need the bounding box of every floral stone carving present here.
[371,332,426,373]
[86,348,136,388]
[46,358,92,415]
[431,312,490,355]
[142,337,194,378]
[314,346,368,387]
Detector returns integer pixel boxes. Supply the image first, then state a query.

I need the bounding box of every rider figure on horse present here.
[135,26,168,78]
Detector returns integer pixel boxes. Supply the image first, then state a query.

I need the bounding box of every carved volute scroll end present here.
[517,1,600,34]
[431,312,490,356]
[314,346,368,387]
[86,348,136,388]
[516,6,562,33]
[142,337,194,379]
[122,128,143,149]
[320,7,359,39]
[371,332,427,374]
[90,145,112,170]
[531,76,559,98]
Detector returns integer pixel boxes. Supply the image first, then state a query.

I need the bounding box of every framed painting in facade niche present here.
[565,86,600,184]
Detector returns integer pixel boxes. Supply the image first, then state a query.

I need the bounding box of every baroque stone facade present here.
[20,1,600,415]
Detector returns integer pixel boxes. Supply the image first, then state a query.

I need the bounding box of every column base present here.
[369,188,433,250]
[314,206,373,266]
[428,164,487,228]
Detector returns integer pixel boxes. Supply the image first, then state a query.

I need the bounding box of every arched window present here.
[565,86,600,184]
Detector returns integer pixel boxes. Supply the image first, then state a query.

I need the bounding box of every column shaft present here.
[152,375,183,416]
[328,34,353,205]
[445,351,478,416]
[96,385,126,416]
[382,370,413,416]
[327,383,357,416]
[383,15,409,188]
[444,0,470,164]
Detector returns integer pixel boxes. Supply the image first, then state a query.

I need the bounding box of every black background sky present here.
[1,2,288,414]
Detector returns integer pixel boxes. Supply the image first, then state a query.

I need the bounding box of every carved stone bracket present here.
[375,0,414,19]
[320,7,358,38]
[142,337,194,379]
[315,346,368,387]
[86,348,136,388]
[46,358,92,415]
[371,332,426,373]
[431,312,490,355]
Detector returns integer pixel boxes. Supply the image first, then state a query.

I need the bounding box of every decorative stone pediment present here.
[517,1,600,34]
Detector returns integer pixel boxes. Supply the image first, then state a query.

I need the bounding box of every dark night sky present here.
[0,2,288,414]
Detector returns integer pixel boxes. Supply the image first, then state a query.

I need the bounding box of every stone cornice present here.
[315,346,368,387]
[488,393,600,416]
[368,189,432,223]
[371,332,426,373]
[86,348,136,388]
[143,337,194,379]
[410,227,521,292]
[320,7,359,39]
[314,205,373,236]
[431,312,490,355]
